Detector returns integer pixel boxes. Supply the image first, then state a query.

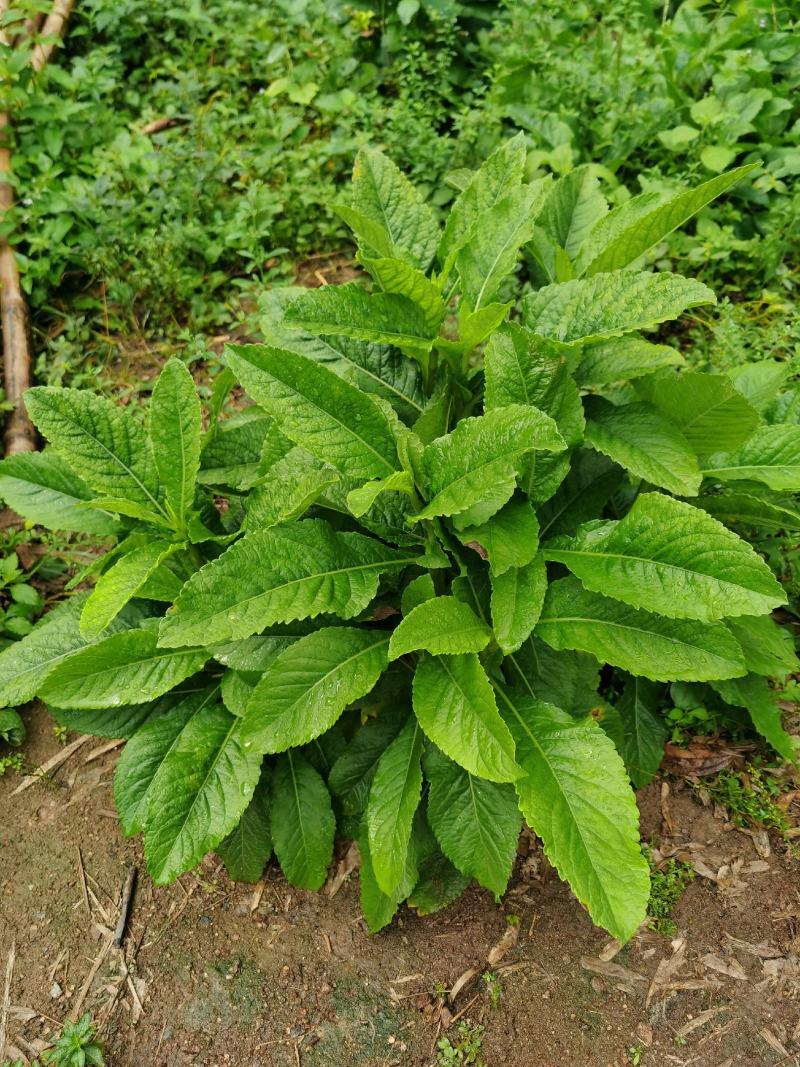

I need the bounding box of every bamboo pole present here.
[31,0,74,72]
[0,0,74,455]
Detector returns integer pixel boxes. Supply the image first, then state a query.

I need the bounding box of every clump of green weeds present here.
[707,763,794,838]
[436,1021,486,1067]
[645,848,695,937]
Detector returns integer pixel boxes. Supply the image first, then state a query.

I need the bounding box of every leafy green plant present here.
[0,140,798,943]
[437,1021,486,1067]
[707,762,794,837]
[1,1013,104,1067]
[0,545,44,648]
[645,850,695,937]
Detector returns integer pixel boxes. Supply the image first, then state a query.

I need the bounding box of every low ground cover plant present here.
[0,140,798,941]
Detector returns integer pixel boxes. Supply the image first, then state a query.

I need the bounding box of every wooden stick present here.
[69,933,113,1022]
[11,733,91,794]
[114,867,137,947]
[1,0,76,455]
[0,4,35,455]
[0,940,15,1063]
[31,0,75,72]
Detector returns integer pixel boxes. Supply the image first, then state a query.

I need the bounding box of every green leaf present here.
[25,387,163,516]
[412,653,520,783]
[521,271,715,345]
[143,703,262,884]
[537,164,608,259]
[407,849,470,916]
[358,820,418,933]
[328,711,407,816]
[159,520,415,648]
[495,688,649,941]
[576,165,757,276]
[51,698,180,740]
[543,493,785,621]
[503,636,600,715]
[242,628,390,753]
[694,487,800,534]
[0,596,147,709]
[614,676,667,788]
[0,708,24,745]
[39,629,207,709]
[260,289,425,421]
[359,256,446,331]
[366,718,424,894]
[536,578,746,682]
[584,399,702,496]
[0,451,120,535]
[346,470,412,519]
[575,337,684,388]
[400,574,436,616]
[456,183,548,310]
[424,746,519,900]
[701,426,800,491]
[245,447,338,529]
[712,675,797,762]
[284,283,438,353]
[114,688,216,835]
[484,324,584,441]
[351,146,439,271]
[538,450,622,539]
[414,405,564,523]
[333,203,397,260]
[634,371,760,453]
[459,497,539,576]
[438,132,527,271]
[149,358,202,528]
[199,411,287,489]
[389,597,492,659]
[490,554,547,654]
[80,540,176,639]
[727,360,791,412]
[225,344,399,482]
[270,751,335,890]
[725,616,797,679]
[217,770,273,883]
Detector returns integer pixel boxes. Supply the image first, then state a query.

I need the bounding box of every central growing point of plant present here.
[0,137,797,941]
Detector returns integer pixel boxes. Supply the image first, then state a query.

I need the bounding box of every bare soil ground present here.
[1,704,799,1067]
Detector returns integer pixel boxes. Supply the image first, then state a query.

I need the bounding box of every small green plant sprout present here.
[53,723,68,745]
[0,142,796,945]
[628,1045,644,1066]
[1,1013,106,1067]
[645,848,695,937]
[436,1021,486,1067]
[504,913,520,926]
[482,969,502,1007]
[0,752,25,778]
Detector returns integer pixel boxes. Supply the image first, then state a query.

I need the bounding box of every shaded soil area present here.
[1,705,799,1067]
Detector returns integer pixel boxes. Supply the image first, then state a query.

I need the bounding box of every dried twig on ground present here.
[0,940,15,1062]
[114,868,138,947]
[11,734,91,794]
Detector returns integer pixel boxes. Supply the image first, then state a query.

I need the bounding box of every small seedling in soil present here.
[52,724,68,745]
[482,969,502,1007]
[628,1045,644,1065]
[645,849,695,937]
[436,1020,486,1066]
[1,1013,104,1067]
[0,752,25,777]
